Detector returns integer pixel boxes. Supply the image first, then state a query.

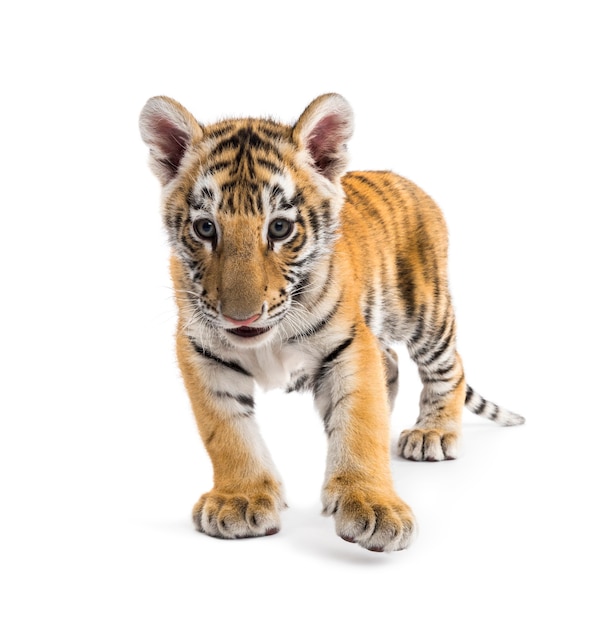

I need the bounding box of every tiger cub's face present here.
[140,95,353,347]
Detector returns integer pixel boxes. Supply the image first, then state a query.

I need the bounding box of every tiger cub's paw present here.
[398,427,460,461]
[322,481,416,552]
[193,481,284,539]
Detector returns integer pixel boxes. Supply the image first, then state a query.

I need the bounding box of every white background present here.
[1,1,599,624]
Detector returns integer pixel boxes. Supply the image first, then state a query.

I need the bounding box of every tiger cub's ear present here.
[293,93,354,182]
[139,96,203,185]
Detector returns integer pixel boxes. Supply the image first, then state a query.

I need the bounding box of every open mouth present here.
[226,326,271,339]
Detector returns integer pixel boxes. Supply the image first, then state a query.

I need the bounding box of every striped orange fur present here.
[140,94,524,552]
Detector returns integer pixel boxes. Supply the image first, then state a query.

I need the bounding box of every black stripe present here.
[472,397,486,415]
[164,211,183,233]
[432,360,456,378]
[256,157,282,174]
[313,331,356,394]
[421,333,454,369]
[190,340,252,377]
[413,312,453,364]
[215,391,255,409]
[396,255,417,321]
[286,374,310,393]
[211,128,280,159]
[407,304,427,345]
[218,179,259,195]
[363,286,375,328]
[465,385,474,404]
[236,394,254,408]
[289,271,311,296]
[323,335,355,365]
[290,189,305,206]
[214,392,255,416]
[191,269,203,283]
[269,183,284,201]
[322,393,351,435]
[206,125,233,139]
[182,255,198,271]
[421,373,453,386]
[204,160,232,174]
[345,175,393,240]
[290,229,307,253]
[256,123,287,142]
[344,187,391,241]
[283,271,297,284]
[421,396,446,413]
[307,207,322,243]
[420,372,464,402]
[288,255,316,269]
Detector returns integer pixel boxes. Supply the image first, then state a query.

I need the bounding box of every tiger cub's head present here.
[140,94,353,347]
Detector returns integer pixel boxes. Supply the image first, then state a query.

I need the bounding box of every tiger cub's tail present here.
[465,385,525,426]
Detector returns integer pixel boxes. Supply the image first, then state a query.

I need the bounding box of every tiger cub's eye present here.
[193,219,216,240]
[268,218,293,241]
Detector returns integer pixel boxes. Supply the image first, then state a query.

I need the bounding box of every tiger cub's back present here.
[340,170,452,344]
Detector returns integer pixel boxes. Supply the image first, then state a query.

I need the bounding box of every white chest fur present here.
[236,342,315,391]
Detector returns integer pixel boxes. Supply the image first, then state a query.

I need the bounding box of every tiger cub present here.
[139,94,524,552]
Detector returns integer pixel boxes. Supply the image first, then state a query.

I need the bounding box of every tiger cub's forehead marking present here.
[189,175,222,218]
[262,172,298,216]
[201,121,289,183]
[188,170,298,219]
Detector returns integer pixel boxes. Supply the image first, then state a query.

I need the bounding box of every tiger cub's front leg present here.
[176,334,285,539]
[315,324,416,552]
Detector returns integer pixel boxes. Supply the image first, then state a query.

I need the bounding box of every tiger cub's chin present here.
[222,324,277,347]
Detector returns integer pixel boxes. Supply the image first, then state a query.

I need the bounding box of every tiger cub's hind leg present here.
[398,310,465,461]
